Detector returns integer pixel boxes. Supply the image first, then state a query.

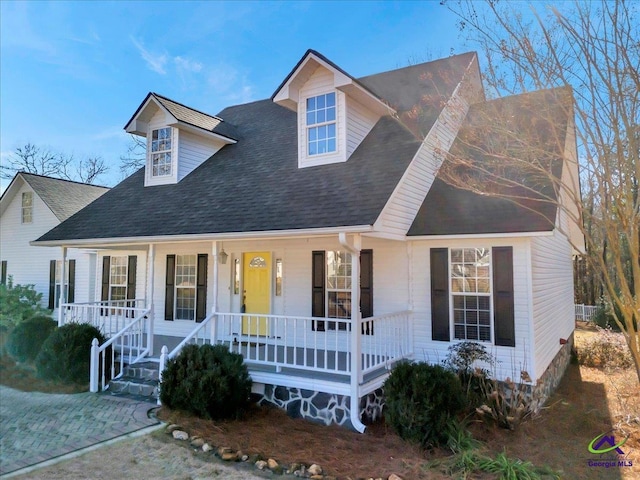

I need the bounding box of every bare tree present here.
[440,0,639,381]
[119,134,146,178]
[1,143,109,185]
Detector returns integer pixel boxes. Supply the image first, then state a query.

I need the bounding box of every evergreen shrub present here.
[6,315,57,363]
[35,323,109,384]
[384,361,465,448]
[160,344,252,420]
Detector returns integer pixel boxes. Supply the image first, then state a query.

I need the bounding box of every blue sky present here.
[0,0,470,189]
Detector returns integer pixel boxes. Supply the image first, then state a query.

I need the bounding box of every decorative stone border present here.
[164,423,405,480]
[533,332,575,410]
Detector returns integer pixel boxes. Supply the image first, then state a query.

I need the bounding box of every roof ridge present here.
[357,51,476,82]
[19,172,110,190]
[151,92,224,122]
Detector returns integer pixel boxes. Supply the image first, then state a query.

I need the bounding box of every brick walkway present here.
[0,386,159,476]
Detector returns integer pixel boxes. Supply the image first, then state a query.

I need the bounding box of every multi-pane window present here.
[307,92,336,156]
[451,248,492,342]
[151,127,172,177]
[21,192,33,223]
[327,251,351,328]
[109,256,128,302]
[54,260,70,308]
[175,254,197,320]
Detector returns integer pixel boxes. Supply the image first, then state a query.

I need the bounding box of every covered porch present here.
[55,232,415,431]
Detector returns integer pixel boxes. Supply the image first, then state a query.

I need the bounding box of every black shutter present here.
[1,261,7,285]
[196,254,208,322]
[360,249,374,334]
[67,260,76,304]
[312,250,325,331]
[493,246,515,347]
[101,256,111,301]
[165,255,176,321]
[48,260,56,310]
[430,248,450,341]
[126,256,137,301]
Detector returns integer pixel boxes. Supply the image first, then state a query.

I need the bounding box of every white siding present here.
[345,96,380,158]
[409,238,534,381]
[147,237,409,341]
[374,76,473,238]
[297,66,347,168]
[0,180,93,307]
[531,231,574,380]
[177,130,225,182]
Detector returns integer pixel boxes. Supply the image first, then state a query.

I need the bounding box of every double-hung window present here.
[326,251,351,323]
[151,127,172,177]
[21,192,33,223]
[306,92,336,156]
[109,256,129,302]
[175,254,197,321]
[451,248,492,342]
[54,260,70,308]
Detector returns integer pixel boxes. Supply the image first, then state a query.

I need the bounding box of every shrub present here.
[6,315,57,363]
[475,373,541,430]
[160,344,252,420]
[577,327,633,369]
[0,278,51,329]
[384,361,465,448]
[443,342,496,411]
[35,323,108,384]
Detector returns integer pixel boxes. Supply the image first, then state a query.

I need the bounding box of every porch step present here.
[105,361,159,402]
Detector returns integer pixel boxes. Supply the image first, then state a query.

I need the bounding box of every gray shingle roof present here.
[37,101,420,241]
[20,173,109,222]
[408,88,571,236]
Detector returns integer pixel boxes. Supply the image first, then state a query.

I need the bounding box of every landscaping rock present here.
[267,458,279,470]
[308,463,323,475]
[241,454,249,462]
[255,460,268,470]
[190,437,205,448]
[171,430,189,441]
[221,451,238,461]
[165,424,182,434]
[388,475,403,480]
[202,443,214,452]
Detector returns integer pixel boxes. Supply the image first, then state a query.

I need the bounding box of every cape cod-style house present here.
[32,50,583,431]
[0,173,109,310]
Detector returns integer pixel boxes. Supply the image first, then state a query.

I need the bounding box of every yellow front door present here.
[242,252,271,335]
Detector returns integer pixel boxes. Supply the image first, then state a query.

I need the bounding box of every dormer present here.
[272,50,395,168]
[124,93,237,186]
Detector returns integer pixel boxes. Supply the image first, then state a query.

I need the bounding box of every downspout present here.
[338,232,366,433]
[147,243,155,355]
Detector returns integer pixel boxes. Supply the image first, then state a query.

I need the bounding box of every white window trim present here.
[145,126,178,186]
[306,92,337,157]
[298,90,346,168]
[21,191,33,224]
[175,254,197,321]
[449,248,494,343]
[108,256,129,302]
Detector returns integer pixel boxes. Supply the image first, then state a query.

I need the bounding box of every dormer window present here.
[151,127,172,177]
[307,92,336,155]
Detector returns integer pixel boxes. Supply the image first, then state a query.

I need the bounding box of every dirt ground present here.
[10,323,640,479]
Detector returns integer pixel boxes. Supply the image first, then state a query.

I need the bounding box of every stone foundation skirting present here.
[533,332,574,410]
[258,385,385,430]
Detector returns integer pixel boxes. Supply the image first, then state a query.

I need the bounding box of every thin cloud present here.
[131,37,167,75]
[174,56,203,73]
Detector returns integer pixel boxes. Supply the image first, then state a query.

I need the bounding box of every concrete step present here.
[105,361,160,401]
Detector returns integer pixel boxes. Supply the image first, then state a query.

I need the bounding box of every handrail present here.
[63,299,146,307]
[89,307,151,393]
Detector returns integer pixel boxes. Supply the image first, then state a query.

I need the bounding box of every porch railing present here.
[89,307,151,392]
[60,299,147,337]
[215,313,353,377]
[361,311,413,376]
[575,304,598,322]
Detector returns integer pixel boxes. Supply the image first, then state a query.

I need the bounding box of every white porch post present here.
[339,232,365,433]
[146,244,155,355]
[211,241,219,344]
[57,246,68,327]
